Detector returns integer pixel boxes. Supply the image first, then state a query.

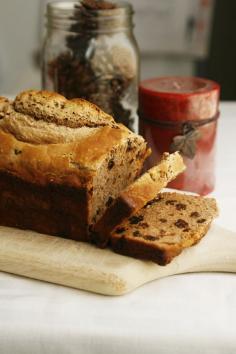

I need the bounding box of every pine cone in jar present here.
[48,52,96,99]
[110,45,136,80]
[89,92,113,115]
[89,36,114,76]
[90,36,136,81]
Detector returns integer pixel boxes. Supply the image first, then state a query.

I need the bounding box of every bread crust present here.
[0,125,132,188]
[13,90,116,128]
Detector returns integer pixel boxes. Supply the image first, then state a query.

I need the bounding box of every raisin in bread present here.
[0,90,150,241]
[111,192,218,265]
[92,152,185,247]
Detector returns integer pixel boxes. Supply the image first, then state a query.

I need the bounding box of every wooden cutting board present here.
[0,224,235,296]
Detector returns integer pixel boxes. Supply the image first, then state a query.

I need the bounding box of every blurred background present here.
[0,0,235,99]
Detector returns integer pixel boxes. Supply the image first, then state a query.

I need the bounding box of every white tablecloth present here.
[0,102,236,354]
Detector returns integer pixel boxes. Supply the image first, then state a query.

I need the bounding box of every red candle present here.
[139,77,220,195]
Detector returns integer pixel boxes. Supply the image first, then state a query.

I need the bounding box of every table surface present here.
[0,102,236,354]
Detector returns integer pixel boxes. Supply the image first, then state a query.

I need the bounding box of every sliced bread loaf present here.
[92,152,185,247]
[0,90,150,241]
[111,192,218,265]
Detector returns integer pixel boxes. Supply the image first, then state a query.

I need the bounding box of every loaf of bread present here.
[111,192,218,265]
[0,90,150,241]
[92,152,185,247]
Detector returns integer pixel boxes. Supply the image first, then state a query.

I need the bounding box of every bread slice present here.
[111,192,218,265]
[92,152,185,247]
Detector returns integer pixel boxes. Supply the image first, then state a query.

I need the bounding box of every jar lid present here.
[139,76,220,122]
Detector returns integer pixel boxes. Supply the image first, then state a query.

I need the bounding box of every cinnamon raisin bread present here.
[0,90,150,241]
[92,152,185,247]
[111,192,218,265]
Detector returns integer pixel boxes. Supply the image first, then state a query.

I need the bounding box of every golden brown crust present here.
[0,97,10,119]
[0,97,10,108]
[14,90,116,128]
[0,126,131,187]
[0,90,122,145]
[0,90,148,188]
[0,103,102,144]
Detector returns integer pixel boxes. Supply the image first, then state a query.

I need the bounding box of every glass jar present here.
[139,77,220,196]
[42,0,139,131]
